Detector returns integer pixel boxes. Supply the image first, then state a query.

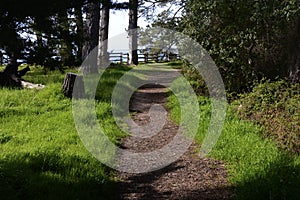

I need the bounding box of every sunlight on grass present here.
[2,63,299,199]
[167,87,300,200]
[0,66,131,199]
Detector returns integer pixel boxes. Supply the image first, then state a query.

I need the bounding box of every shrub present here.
[180,61,209,97]
[234,80,300,154]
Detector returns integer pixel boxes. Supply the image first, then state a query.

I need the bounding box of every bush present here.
[234,80,300,154]
[180,61,209,97]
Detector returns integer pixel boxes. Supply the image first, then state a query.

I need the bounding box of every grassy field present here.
[1,63,299,199]
[0,66,130,199]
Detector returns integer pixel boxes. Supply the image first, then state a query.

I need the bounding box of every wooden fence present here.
[109,52,180,64]
[0,52,180,66]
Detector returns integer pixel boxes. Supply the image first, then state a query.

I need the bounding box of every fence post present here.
[120,53,123,64]
[144,52,148,63]
[126,53,129,65]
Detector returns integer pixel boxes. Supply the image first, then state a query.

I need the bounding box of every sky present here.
[108,9,149,51]
[109,0,150,37]
[109,10,129,37]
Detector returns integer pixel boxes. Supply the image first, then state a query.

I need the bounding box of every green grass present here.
[0,66,131,199]
[2,63,299,199]
[167,88,300,200]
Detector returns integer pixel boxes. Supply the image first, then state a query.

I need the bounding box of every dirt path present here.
[115,64,232,200]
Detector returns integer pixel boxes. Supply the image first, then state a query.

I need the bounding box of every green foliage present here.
[180,0,300,93]
[0,0,131,68]
[0,65,130,199]
[234,80,300,154]
[180,61,209,97]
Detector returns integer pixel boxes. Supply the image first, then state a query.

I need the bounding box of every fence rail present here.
[109,52,180,64]
[0,52,180,66]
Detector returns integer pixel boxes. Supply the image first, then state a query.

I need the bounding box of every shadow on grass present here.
[233,154,300,200]
[167,61,184,69]
[0,154,116,200]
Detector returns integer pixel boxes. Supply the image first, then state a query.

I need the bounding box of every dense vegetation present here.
[235,80,300,154]
[154,0,300,92]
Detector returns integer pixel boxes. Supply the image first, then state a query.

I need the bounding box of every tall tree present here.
[74,3,84,65]
[128,0,138,65]
[0,0,82,67]
[58,10,75,67]
[0,13,23,67]
[28,16,55,67]
[82,0,100,73]
[0,2,27,87]
[98,0,111,67]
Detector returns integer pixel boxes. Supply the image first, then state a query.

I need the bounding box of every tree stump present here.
[62,73,85,98]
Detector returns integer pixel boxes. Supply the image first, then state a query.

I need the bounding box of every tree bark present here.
[128,0,138,65]
[98,0,111,68]
[82,0,100,73]
[0,51,3,65]
[62,73,85,98]
[289,48,300,84]
[289,17,300,84]
[75,4,84,66]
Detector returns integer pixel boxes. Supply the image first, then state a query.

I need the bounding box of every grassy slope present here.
[168,90,300,199]
[0,66,130,199]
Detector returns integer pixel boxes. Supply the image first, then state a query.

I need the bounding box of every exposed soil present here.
[115,65,232,200]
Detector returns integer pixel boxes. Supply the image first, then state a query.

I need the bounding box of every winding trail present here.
[115,64,232,200]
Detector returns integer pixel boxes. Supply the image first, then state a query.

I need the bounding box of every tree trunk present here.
[289,48,300,84]
[1,15,23,67]
[0,51,3,65]
[58,10,75,67]
[289,17,300,84]
[32,18,48,66]
[82,0,100,73]
[58,10,74,67]
[62,73,85,98]
[128,0,138,65]
[98,0,111,68]
[75,4,84,66]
